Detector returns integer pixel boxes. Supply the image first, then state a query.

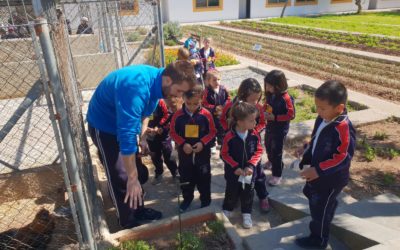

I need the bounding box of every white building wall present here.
[375,0,400,9]
[250,0,370,18]
[165,0,240,23]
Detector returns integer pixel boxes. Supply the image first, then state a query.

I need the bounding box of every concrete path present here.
[204,24,400,64]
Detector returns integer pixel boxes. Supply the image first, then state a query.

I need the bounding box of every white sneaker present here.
[242,213,252,229]
[223,210,232,218]
[268,176,282,186]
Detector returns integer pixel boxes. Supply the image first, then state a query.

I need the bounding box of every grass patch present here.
[372,131,388,141]
[264,12,400,37]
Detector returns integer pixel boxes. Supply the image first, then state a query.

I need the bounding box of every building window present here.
[295,0,318,6]
[266,0,291,8]
[120,0,139,16]
[331,0,352,3]
[193,0,223,12]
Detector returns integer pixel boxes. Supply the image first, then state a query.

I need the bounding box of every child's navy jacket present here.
[148,99,171,138]
[265,91,295,133]
[202,85,230,114]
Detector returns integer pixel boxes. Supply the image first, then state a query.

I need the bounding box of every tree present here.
[280,0,289,18]
[355,0,362,14]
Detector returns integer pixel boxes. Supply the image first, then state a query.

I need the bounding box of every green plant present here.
[163,21,182,42]
[229,89,238,97]
[372,131,388,141]
[176,232,204,250]
[287,88,300,99]
[109,240,154,250]
[382,173,396,186]
[126,32,140,42]
[388,148,400,159]
[214,52,240,67]
[364,145,376,162]
[207,220,225,236]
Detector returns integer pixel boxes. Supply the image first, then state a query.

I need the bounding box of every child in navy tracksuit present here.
[146,99,179,184]
[170,86,217,212]
[264,70,295,186]
[220,78,269,213]
[295,81,356,249]
[202,69,230,146]
[221,102,263,229]
[199,37,216,76]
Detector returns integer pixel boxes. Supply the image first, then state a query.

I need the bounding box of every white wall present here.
[250,0,370,18]
[376,0,400,9]
[165,0,240,23]
[161,0,169,22]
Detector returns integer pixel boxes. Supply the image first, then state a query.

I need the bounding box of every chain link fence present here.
[0,0,163,249]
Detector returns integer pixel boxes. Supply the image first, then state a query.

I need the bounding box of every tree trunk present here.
[280,0,289,18]
[355,0,362,14]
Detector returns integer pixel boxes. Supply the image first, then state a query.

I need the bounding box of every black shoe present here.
[295,236,327,249]
[200,201,211,208]
[179,200,191,213]
[134,208,163,223]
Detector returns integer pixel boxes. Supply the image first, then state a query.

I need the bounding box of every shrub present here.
[126,32,140,42]
[383,173,396,186]
[207,220,225,236]
[372,131,388,141]
[110,240,154,250]
[164,21,182,42]
[214,52,240,67]
[176,232,204,250]
[364,145,376,162]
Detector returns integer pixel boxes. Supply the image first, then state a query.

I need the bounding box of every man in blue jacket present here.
[87,61,196,228]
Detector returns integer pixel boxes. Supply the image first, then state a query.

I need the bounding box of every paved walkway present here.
[204,24,400,63]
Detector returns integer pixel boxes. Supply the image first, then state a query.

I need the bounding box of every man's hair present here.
[163,60,197,88]
[183,85,203,99]
[315,80,348,106]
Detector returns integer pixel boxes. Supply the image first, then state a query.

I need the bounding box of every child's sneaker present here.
[152,175,163,185]
[295,236,327,249]
[259,198,270,213]
[223,210,232,219]
[179,200,191,213]
[242,213,252,229]
[268,176,282,186]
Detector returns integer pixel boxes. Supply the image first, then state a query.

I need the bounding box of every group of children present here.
[145,37,356,249]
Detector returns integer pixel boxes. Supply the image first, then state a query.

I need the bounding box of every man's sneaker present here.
[134,208,163,223]
[223,210,232,219]
[268,176,282,186]
[295,236,327,249]
[242,213,252,229]
[179,200,191,213]
[259,198,270,213]
[152,175,163,185]
[262,161,272,170]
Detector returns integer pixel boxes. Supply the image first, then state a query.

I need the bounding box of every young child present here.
[221,102,263,229]
[264,70,295,186]
[188,40,204,87]
[202,69,230,148]
[146,98,181,185]
[295,80,355,249]
[220,78,269,213]
[177,47,190,61]
[199,37,216,76]
[170,86,217,212]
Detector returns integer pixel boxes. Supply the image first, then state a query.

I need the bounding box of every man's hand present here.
[124,176,143,209]
[183,143,193,154]
[234,168,244,176]
[244,167,253,176]
[300,167,319,182]
[192,142,203,153]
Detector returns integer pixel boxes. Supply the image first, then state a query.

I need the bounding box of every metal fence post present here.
[32,1,96,249]
[156,0,165,67]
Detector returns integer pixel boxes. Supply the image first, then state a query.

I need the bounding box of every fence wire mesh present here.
[1,0,162,249]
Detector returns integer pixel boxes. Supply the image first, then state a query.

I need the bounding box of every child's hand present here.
[244,167,253,176]
[183,143,193,155]
[146,127,155,134]
[234,168,244,176]
[300,167,319,182]
[192,142,203,153]
[266,113,275,121]
[156,127,163,135]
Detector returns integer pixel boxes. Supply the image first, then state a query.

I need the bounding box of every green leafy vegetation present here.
[109,240,154,250]
[372,131,388,141]
[176,232,204,250]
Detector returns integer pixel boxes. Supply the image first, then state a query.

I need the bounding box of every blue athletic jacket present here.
[87,65,164,155]
[264,91,295,134]
[221,129,263,179]
[300,112,356,187]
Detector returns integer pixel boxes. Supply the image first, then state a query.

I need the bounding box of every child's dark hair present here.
[229,101,259,129]
[237,78,262,102]
[183,85,203,99]
[264,70,288,95]
[315,80,347,106]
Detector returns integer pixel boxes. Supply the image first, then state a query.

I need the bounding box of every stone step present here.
[365,239,400,250]
[337,193,400,231]
[243,217,348,250]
